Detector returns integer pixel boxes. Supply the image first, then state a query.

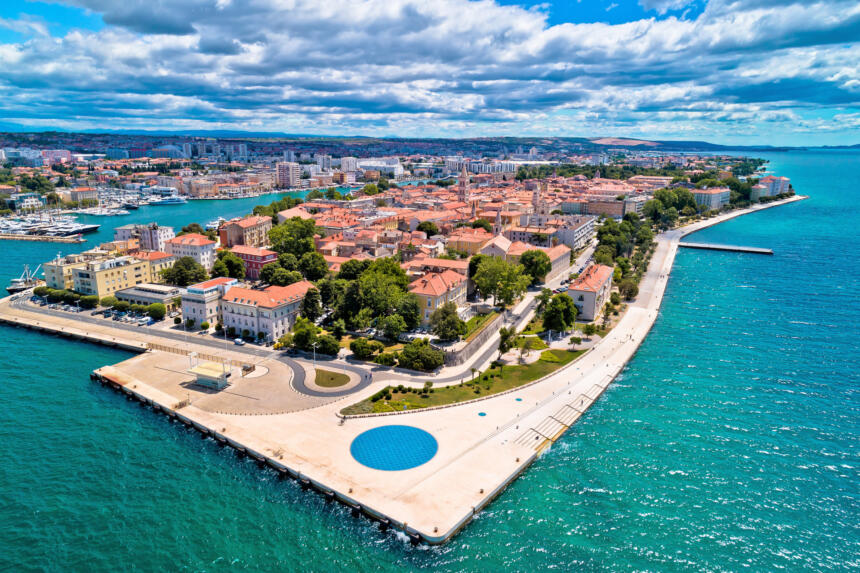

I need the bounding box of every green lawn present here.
[340,348,586,415]
[315,369,350,388]
[463,312,498,342]
[515,335,548,350]
[521,316,544,335]
[336,333,403,353]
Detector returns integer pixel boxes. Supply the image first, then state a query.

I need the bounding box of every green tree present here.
[331,318,347,340]
[277,252,299,271]
[316,334,340,356]
[299,251,328,281]
[379,313,407,340]
[416,221,439,236]
[161,256,207,287]
[300,287,323,322]
[468,253,487,279]
[259,262,281,284]
[429,302,466,341]
[619,279,639,300]
[362,183,379,195]
[536,288,553,316]
[397,338,443,372]
[496,262,531,307]
[268,217,319,257]
[498,326,516,358]
[291,316,319,351]
[350,337,380,360]
[397,293,422,330]
[214,250,246,280]
[519,250,552,285]
[544,293,577,333]
[146,303,166,320]
[584,323,597,338]
[471,219,493,233]
[270,268,303,286]
[337,258,371,280]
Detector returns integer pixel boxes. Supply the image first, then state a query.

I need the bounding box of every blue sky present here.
[0,0,858,145]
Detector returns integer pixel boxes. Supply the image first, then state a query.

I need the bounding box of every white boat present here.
[149,196,188,205]
[205,217,227,231]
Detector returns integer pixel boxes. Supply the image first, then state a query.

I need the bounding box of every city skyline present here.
[0,0,858,146]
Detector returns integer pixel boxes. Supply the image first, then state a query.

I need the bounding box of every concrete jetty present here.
[679,242,773,255]
[0,233,85,243]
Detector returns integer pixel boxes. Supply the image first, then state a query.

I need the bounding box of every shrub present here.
[227,326,237,338]
[186,318,196,329]
[100,296,118,308]
[316,334,341,355]
[147,303,166,320]
[79,295,99,309]
[215,322,223,332]
[173,317,182,325]
[200,321,210,330]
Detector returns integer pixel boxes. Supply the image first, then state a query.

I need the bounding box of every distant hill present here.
[0,123,855,151]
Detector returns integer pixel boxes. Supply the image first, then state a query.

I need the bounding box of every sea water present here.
[0,151,856,571]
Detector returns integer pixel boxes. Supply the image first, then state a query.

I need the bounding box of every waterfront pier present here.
[679,242,773,255]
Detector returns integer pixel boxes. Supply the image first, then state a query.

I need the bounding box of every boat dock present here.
[0,233,85,243]
[679,242,773,255]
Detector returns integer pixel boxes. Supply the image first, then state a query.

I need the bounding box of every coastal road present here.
[9,297,376,397]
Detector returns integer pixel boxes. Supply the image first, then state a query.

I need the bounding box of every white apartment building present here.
[221,281,314,341]
[566,264,613,322]
[164,233,217,270]
[316,154,332,170]
[276,162,301,188]
[340,156,358,172]
[181,277,238,327]
[114,223,176,252]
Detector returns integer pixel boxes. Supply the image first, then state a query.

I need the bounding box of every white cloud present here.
[0,0,857,144]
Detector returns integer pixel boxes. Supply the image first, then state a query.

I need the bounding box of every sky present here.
[0,0,858,146]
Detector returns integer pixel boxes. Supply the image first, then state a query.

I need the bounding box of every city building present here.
[229,245,278,280]
[692,187,731,211]
[133,251,176,278]
[276,162,301,188]
[114,223,175,252]
[221,280,314,342]
[408,270,468,324]
[181,277,238,327]
[164,233,217,270]
[72,256,152,298]
[115,283,183,311]
[566,264,613,321]
[219,215,272,248]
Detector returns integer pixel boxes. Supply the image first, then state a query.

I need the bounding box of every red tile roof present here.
[230,245,277,257]
[189,277,237,289]
[409,270,466,297]
[166,233,215,246]
[223,281,314,308]
[568,264,613,293]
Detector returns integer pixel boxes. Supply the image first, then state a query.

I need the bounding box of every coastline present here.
[0,194,807,545]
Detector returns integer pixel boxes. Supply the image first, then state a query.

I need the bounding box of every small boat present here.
[6,264,42,295]
[121,201,140,210]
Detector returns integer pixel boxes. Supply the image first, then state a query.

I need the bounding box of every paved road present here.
[12,297,377,398]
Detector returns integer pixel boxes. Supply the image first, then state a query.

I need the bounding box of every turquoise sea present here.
[0,151,857,571]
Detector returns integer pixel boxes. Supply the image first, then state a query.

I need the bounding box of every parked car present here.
[234,338,246,346]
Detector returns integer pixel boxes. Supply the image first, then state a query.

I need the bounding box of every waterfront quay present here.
[0,195,806,544]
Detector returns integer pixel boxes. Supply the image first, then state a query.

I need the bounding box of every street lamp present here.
[311,341,318,368]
